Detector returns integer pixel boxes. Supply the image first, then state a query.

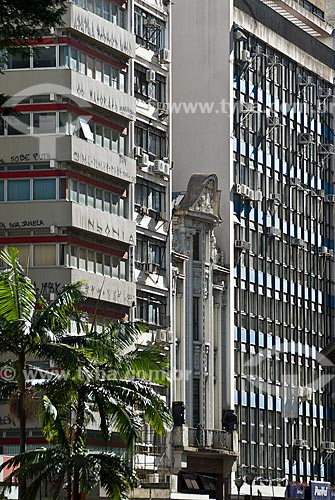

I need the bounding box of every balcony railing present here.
[188,427,233,451]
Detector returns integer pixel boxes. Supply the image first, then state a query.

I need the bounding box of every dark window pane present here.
[8,180,30,201]
[33,179,56,200]
[7,114,30,135]
[33,46,56,68]
[8,48,30,69]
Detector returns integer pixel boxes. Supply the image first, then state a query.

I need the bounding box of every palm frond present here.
[123,344,170,386]
[0,448,67,500]
[103,380,173,435]
[102,321,145,352]
[37,342,94,376]
[88,451,136,500]
[0,247,35,324]
[33,282,86,335]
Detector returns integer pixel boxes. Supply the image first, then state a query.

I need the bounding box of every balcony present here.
[172,425,237,455]
[28,267,136,307]
[0,201,135,247]
[0,135,136,183]
[188,427,234,452]
[63,2,136,58]
[1,69,136,121]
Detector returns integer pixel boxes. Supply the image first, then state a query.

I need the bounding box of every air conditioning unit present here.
[167,331,174,343]
[269,193,281,204]
[298,386,313,401]
[134,146,143,158]
[321,441,335,452]
[234,183,253,200]
[146,69,156,82]
[293,439,308,448]
[235,240,251,252]
[159,48,171,63]
[241,102,256,113]
[254,190,263,202]
[325,195,335,203]
[148,474,160,483]
[253,45,264,56]
[153,159,169,176]
[318,246,329,256]
[155,329,168,343]
[290,178,302,187]
[239,49,251,62]
[266,116,280,127]
[266,227,281,238]
[137,153,149,168]
[329,249,334,257]
[158,103,169,118]
[298,133,314,145]
[241,184,253,199]
[298,75,314,87]
[318,144,334,154]
[292,238,306,249]
[316,189,325,198]
[144,263,158,274]
[234,183,242,194]
[138,205,149,216]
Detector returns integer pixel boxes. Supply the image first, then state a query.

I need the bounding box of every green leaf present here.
[0,247,36,324]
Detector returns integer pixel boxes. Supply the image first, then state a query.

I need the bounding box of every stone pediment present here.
[176,173,221,220]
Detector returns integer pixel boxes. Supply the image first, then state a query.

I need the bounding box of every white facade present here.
[173,0,335,496]
[0,0,172,476]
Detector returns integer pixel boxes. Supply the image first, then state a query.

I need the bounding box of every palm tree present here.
[0,246,88,499]
[0,248,173,499]
[1,322,173,500]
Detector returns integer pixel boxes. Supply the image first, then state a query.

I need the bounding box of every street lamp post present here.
[246,475,256,500]
[235,477,244,500]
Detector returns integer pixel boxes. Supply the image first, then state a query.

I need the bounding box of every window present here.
[193,233,200,260]
[8,48,30,69]
[193,298,200,341]
[16,246,31,267]
[7,115,30,135]
[8,180,30,201]
[69,245,128,279]
[135,180,165,212]
[33,179,56,200]
[34,245,56,266]
[137,295,166,326]
[134,65,166,103]
[33,113,56,134]
[70,48,79,71]
[33,46,56,68]
[72,0,126,28]
[135,238,165,271]
[0,169,64,202]
[135,122,167,158]
[79,118,94,141]
[68,179,128,217]
[95,60,102,82]
[59,46,69,67]
[79,52,86,74]
[134,7,166,51]
[0,108,126,152]
[193,379,200,427]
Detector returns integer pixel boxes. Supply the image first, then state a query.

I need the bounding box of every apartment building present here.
[0,0,172,478]
[172,0,335,497]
